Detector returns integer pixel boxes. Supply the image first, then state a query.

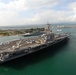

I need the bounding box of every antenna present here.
[46,21,51,31]
[45,21,52,34]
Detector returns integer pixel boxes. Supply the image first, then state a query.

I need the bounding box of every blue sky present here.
[0,0,76,26]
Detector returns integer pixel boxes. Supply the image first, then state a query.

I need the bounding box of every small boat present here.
[57,29,62,31]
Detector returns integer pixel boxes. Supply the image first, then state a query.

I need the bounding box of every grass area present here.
[0,28,45,36]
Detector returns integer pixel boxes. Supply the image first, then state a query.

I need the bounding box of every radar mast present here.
[45,21,52,34]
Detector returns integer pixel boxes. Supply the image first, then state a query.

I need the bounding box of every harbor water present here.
[0,26,76,75]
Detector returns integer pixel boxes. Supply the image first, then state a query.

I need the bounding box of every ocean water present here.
[0,26,76,75]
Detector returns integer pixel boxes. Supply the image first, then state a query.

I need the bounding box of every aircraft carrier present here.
[0,24,69,63]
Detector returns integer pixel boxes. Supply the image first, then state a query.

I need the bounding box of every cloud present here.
[30,10,74,24]
[0,0,60,11]
[0,0,76,26]
[0,0,61,26]
[68,2,76,22]
[0,10,18,25]
[69,2,76,10]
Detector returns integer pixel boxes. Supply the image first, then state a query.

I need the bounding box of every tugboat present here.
[0,23,69,63]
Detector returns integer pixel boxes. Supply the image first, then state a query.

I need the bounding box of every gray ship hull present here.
[0,36,68,63]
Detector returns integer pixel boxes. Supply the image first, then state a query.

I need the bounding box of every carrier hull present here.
[0,35,68,63]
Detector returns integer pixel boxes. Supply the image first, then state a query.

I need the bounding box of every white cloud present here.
[6,0,27,10]
[68,2,76,22]
[69,2,76,11]
[0,1,6,10]
[30,10,74,24]
[0,0,61,26]
[0,10,18,25]
[0,0,60,11]
[0,0,76,26]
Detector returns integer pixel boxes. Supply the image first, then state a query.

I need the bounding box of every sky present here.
[0,0,76,26]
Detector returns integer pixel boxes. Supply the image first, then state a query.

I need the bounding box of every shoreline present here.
[0,28,45,37]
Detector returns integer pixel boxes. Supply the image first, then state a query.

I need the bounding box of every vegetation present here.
[0,28,45,36]
[0,32,9,36]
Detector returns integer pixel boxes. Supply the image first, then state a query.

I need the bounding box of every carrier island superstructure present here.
[0,24,69,63]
